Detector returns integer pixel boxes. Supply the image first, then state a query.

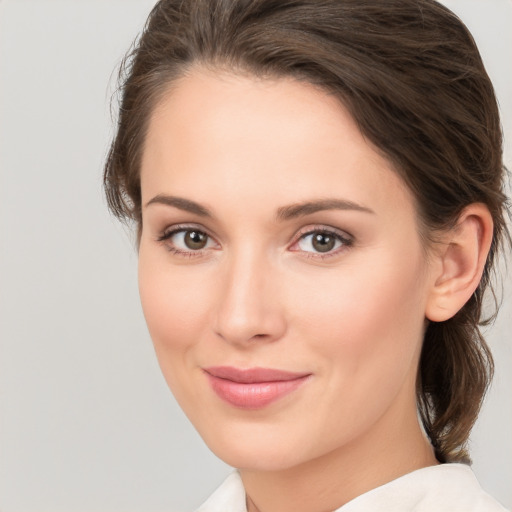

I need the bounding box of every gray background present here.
[0,1,510,511]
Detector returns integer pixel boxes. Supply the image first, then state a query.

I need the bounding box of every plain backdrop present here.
[0,1,510,511]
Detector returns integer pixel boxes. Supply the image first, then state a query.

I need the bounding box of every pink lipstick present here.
[203,366,311,409]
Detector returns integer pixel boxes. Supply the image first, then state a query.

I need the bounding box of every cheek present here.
[137,249,219,411]
[287,246,428,381]
[138,249,212,353]
[277,251,429,447]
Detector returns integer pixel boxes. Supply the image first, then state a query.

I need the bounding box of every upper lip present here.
[203,366,311,383]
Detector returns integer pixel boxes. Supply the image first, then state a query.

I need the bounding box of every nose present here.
[213,248,287,347]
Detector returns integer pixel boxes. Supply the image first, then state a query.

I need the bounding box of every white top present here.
[196,464,508,512]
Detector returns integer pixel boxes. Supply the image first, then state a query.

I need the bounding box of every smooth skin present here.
[138,67,493,512]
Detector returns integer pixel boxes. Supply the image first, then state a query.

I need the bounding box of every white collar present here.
[196,463,507,512]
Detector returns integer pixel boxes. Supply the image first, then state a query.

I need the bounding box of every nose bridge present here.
[213,243,285,345]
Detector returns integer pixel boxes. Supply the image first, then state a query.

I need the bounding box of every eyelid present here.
[156,222,353,259]
[156,223,220,256]
[157,223,215,241]
[293,224,353,241]
[288,224,354,259]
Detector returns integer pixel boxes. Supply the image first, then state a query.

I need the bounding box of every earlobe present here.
[425,203,493,322]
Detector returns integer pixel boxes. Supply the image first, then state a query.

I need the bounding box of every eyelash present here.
[156,224,215,259]
[293,227,353,260]
[156,224,353,260]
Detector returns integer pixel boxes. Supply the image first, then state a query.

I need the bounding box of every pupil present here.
[313,233,335,253]
[185,231,207,250]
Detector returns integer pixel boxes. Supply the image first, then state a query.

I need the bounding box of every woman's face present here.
[138,68,437,471]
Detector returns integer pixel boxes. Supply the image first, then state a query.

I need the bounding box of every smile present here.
[203,366,311,409]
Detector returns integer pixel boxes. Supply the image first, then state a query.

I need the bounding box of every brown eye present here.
[295,228,352,257]
[158,227,216,255]
[184,230,208,250]
[311,233,336,253]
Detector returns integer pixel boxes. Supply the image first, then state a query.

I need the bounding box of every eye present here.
[291,227,353,258]
[177,230,209,250]
[157,225,218,256]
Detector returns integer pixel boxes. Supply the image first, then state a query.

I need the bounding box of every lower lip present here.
[205,374,310,409]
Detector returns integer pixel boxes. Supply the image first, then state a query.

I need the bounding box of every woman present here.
[104,0,510,510]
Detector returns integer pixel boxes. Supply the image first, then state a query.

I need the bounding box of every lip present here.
[203,366,311,409]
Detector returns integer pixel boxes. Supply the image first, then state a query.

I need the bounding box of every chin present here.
[196,420,317,472]
[210,442,301,472]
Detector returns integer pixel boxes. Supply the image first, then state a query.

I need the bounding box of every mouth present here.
[203,366,311,409]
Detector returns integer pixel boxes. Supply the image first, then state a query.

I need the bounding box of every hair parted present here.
[104,0,510,463]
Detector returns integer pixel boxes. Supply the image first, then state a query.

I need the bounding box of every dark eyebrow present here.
[276,198,375,221]
[144,194,374,220]
[145,194,213,217]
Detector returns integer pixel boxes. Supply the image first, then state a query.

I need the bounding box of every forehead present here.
[140,67,414,218]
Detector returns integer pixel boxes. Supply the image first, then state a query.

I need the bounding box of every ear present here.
[425,203,493,322]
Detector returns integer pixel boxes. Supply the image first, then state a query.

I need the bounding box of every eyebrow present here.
[145,194,214,217]
[276,198,375,221]
[144,194,375,220]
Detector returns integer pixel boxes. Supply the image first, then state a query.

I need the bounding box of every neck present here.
[241,397,438,512]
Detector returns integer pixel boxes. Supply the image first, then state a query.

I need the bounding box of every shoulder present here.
[419,464,508,512]
[195,464,508,512]
[339,464,509,512]
[195,471,246,512]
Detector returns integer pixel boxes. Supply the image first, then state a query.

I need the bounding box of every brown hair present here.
[104,0,510,463]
